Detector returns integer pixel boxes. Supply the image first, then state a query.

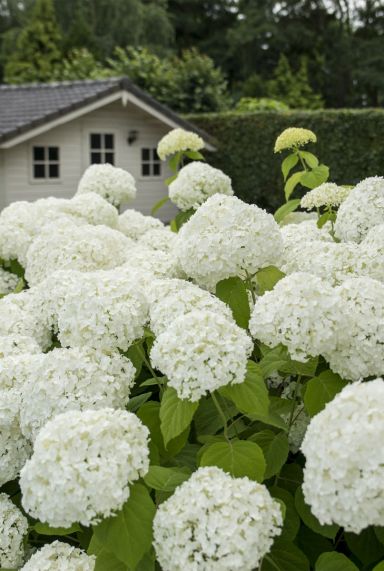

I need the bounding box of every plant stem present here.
[287,375,302,434]
[211,392,230,442]
[297,150,308,172]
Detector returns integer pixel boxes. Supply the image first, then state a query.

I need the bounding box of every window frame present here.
[89,132,116,166]
[140,147,162,179]
[30,144,61,184]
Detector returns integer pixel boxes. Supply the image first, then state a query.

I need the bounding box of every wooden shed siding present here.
[1,100,178,220]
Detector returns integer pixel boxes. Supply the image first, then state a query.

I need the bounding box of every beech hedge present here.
[189,109,384,211]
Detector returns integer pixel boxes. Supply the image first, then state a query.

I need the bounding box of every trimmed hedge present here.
[189,109,384,211]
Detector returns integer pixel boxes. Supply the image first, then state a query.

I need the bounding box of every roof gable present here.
[0,77,215,149]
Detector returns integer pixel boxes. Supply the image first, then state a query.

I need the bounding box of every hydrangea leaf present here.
[88,535,128,570]
[160,387,199,447]
[199,440,266,482]
[137,400,189,457]
[300,165,329,189]
[304,370,348,417]
[270,487,300,541]
[284,171,305,200]
[33,522,81,535]
[373,563,384,571]
[315,552,359,571]
[345,528,384,566]
[261,539,310,571]
[294,487,339,539]
[255,266,285,294]
[300,151,319,169]
[274,198,301,223]
[143,466,191,492]
[93,483,156,570]
[219,361,268,416]
[215,276,250,329]
[250,430,289,479]
[282,154,299,181]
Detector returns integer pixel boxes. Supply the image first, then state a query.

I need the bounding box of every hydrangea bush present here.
[0,127,383,570]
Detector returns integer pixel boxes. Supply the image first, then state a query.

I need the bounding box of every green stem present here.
[297,150,308,172]
[287,375,302,434]
[219,393,240,438]
[137,345,164,396]
[211,392,230,443]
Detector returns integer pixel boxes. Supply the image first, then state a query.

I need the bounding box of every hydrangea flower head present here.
[76,163,137,206]
[153,466,283,571]
[301,182,350,210]
[20,541,95,571]
[274,127,317,153]
[20,408,150,527]
[157,128,204,160]
[0,493,28,569]
[302,378,384,533]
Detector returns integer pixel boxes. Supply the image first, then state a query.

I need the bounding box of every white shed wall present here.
[1,99,178,220]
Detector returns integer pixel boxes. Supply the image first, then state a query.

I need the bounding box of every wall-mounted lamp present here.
[127,130,139,145]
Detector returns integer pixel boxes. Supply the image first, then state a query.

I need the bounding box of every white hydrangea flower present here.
[359,223,384,282]
[20,541,95,571]
[300,182,350,210]
[0,493,28,569]
[138,227,178,253]
[0,290,51,350]
[53,193,119,228]
[153,466,282,571]
[302,379,384,533]
[335,176,384,243]
[0,335,41,358]
[0,354,35,391]
[176,194,283,290]
[25,222,132,286]
[151,310,253,401]
[118,208,164,240]
[19,347,135,441]
[20,408,150,527]
[169,162,233,211]
[0,201,40,265]
[157,128,204,161]
[147,278,233,336]
[281,240,363,285]
[55,269,148,352]
[0,389,31,486]
[324,277,384,380]
[76,163,137,206]
[0,268,18,295]
[121,245,184,281]
[281,220,333,253]
[249,272,341,362]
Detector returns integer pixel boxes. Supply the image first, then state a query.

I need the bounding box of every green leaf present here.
[274,199,301,223]
[250,430,289,479]
[137,401,188,458]
[199,440,266,481]
[160,387,198,447]
[126,393,151,412]
[294,487,339,539]
[255,266,285,294]
[260,344,318,377]
[375,527,384,545]
[143,466,191,492]
[168,151,182,173]
[219,361,268,416]
[300,151,319,169]
[94,483,156,570]
[270,487,300,541]
[373,563,384,571]
[284,171,305,200]
[300,164,329,189]
[304,370,348,417]
[151,195,170,215]
[345,528,384,565]
[315,552,359,571]
[165,174,177,185]
[261,540,310,571]
[124,341,145,378]
[282,153,299,181]
[171,208,194,231]
[317,210,336,229]
[33,522,81,535]
[215,276,250,329]
[88,535,128,571]
[184,150,205,161]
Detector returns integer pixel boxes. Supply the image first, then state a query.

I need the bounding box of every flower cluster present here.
[0,493,28,569]
[274,127,317,152]
[76,163,137,206]
[0,268,18,295]
[176,194,283,290]
[250,272,341,362]
[151,310,253,401]
[302,379,384,533]
[153,467,283,571]
[169,162,233,211]
[157,128,204,160]
[118,208,164,240]
[335,176,384,242]
[19,347,135,441]
[300,182,350,210]
[20,409,150,527]
[20,541,95,571]
[0,334,41,358]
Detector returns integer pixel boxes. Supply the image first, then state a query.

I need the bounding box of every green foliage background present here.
[190,109,384,211]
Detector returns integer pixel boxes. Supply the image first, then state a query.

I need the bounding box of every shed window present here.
[90,133,115,165]
[141,148,161,177]
[32,146,60,179]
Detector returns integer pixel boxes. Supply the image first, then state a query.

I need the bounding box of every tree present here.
[4,0,62,83]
